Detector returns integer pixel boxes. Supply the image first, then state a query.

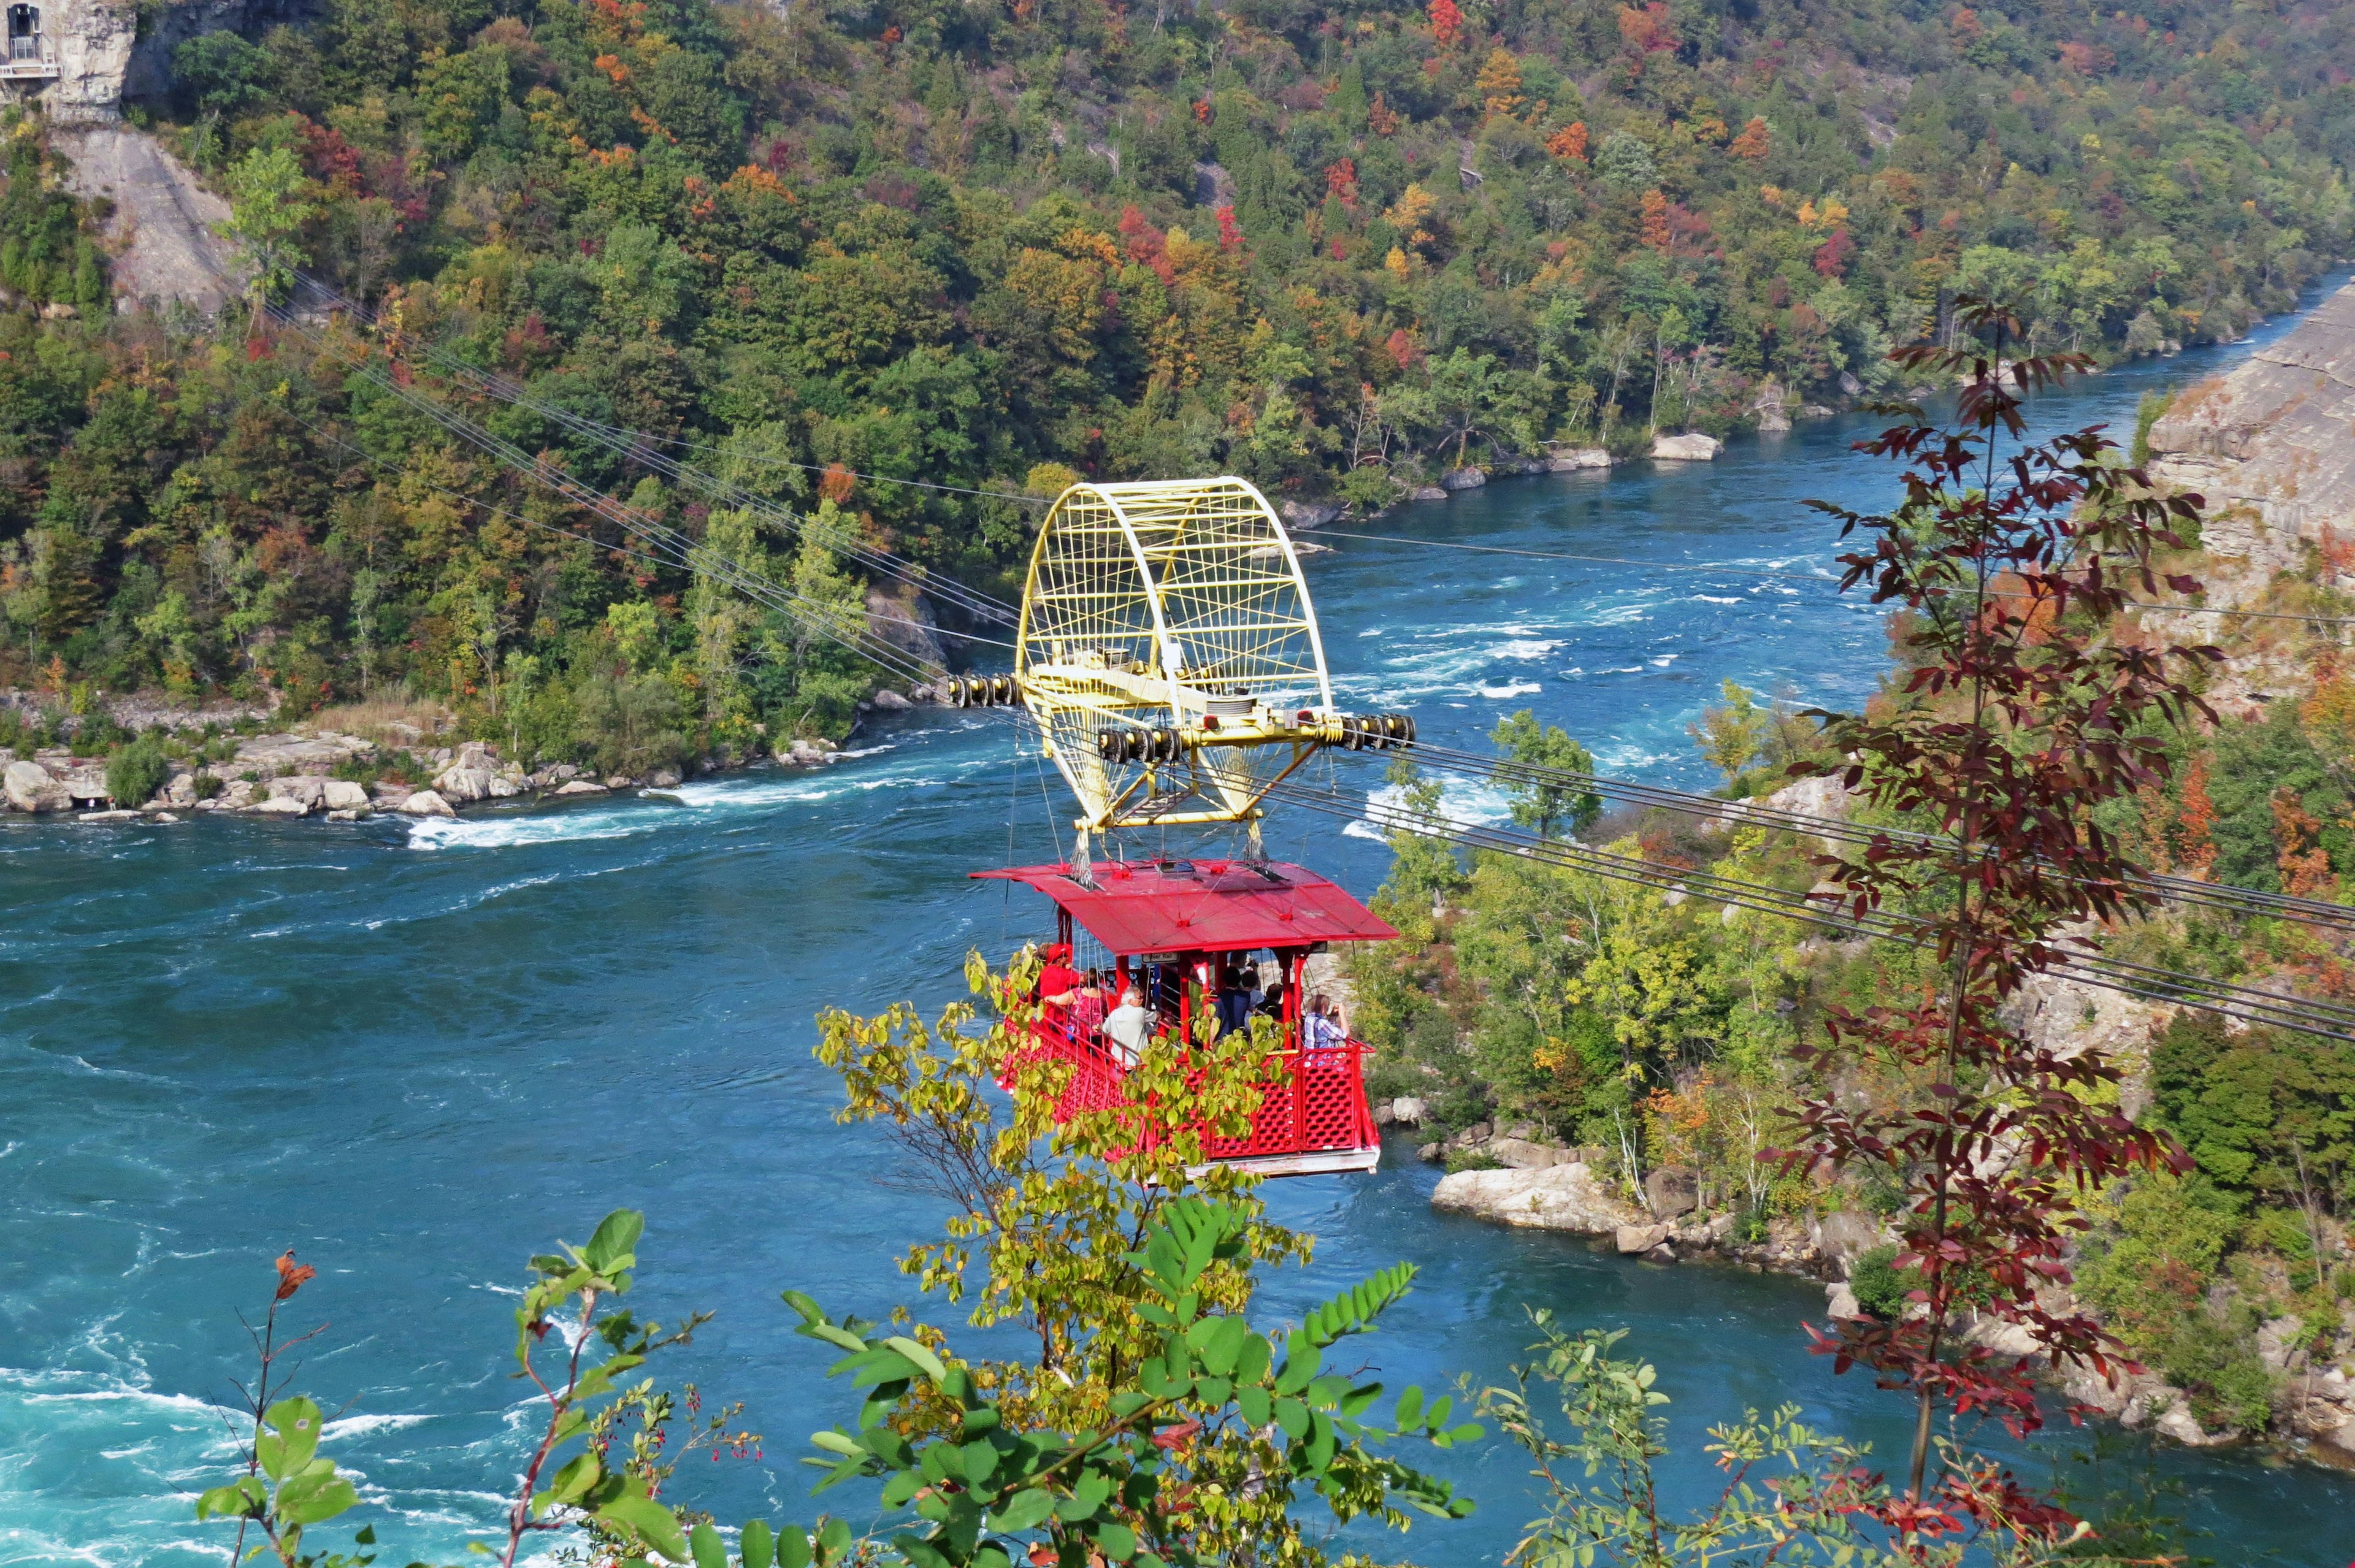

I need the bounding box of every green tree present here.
[219,147,320,323]
[1687,679,1771,790]
[1492,708,1601,839]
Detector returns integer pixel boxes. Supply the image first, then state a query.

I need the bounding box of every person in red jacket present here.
[1036,943,1081,1039]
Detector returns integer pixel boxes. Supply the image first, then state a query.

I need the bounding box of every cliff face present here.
[2148,282,2355,574]
[6,0,309,123]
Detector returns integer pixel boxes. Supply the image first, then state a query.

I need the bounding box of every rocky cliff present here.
[2148,281,2355,575]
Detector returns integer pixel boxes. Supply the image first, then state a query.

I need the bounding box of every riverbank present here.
[0,690,889,824]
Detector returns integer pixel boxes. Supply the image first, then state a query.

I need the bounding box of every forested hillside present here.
[1,0,2351,744]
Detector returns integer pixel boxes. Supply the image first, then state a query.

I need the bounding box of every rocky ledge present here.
[2148,280,2355,574]
[1424,1117,1825,1269]
[1,729,855,824]
[1422,1109,2355,1462]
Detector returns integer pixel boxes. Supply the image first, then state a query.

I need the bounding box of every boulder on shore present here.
[1547,448,1612,471]
[1652,431,1723,461]
[1406,485,1449,502]
[1616,1222,1672,1254]
[554,779,608,797]
[1490,1136,1576,1169]
[4,759,68,813]
[1813,1210,1886,1275]
[266,776,328,811]
[396,789,456,817]
[434,765,495,803]
[1644,1165,1700,1217]
[1439,466,1487,491]
[247,795,312,816]
[1431,1161,1645,1234]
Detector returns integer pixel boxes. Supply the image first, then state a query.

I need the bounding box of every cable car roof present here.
[971,859,1398,956]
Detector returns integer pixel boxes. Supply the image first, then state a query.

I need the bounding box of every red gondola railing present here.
[1001,1013,1378,1171]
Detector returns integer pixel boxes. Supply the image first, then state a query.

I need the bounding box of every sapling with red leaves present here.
[1788,296,2218,1542]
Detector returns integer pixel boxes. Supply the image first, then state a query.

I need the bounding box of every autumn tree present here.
[1788,297,2218,1537]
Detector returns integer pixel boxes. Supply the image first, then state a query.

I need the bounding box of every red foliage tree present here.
[1637,189,1671,251]
[1812,225,1854,278]
[1790,297,2220,1539]
[1729,115,1771,159]
[1325,157,1358,207]
[1428,0,1463,45]
[1615,1,1678,53]
[1215,205,1246,252]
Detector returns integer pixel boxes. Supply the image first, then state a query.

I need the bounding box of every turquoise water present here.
[7,314,2355,1565]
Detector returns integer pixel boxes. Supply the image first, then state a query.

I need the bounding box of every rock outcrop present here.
[2148,281,2355,575]
[54,124,240,312]
[1652,432,1723,461]
[864,587,948,669]
[1432,1161,1647,1234]
[4,759,69,813]
[1546,448,1612,471]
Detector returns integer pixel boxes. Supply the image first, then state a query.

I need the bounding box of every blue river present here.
[7,304,2354,1565]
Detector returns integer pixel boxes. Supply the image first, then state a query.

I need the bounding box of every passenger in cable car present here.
[1304,993,1347,1055]
[1255,976,1287,1022]
[1036,943,1080,1034]
[1216,961,1253,1035]
[1103,986,1152,1068]
[1072,968,1111,1042]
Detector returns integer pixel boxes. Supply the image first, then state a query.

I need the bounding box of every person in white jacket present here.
[1102,987,1154,1068]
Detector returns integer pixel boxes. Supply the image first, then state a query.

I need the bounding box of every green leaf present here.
[1199,1316,1249,1377]
[581,1209,645,1276]
[1057,1469,1112,1522]
[884,1336,948,1383]
[810,1430,862,1458]
[775,1524,813,1568]
[1394,1386,1425,1429]
[1234,1333,1271,1385]
[1139,1359,1190,1400]
[892,1535,951,1568]
[1194,1376,1231,1407]
[277,1470,358,1526]
[986,1488,1058,1532]
[195,1479,265,1521]
[960,1437,1000,1486]
[784,1292,869,1355]
[1145,1230,1185,1290]
[1092,1520,1138,1562]
[256,1396,324,1482]
[1236,1386,1271,1428]
[1424,1394,1453,1432]
[1273,1398,1310,1440]
[1304,1410,1336,1472]
[598,1496,689,1562]
[817,1518,852,1564]
[976,1547,1012,1568]
[742,1520,776,1568]
[537,1451,602,1513]
[690,1521,727,1568]
[1274,1333,1320,1394]
[881,1470,924,1509]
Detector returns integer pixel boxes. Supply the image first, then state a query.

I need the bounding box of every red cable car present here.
[973,857,1399,1177]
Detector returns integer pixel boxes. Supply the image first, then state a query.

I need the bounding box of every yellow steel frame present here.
[1017,477,1342,847]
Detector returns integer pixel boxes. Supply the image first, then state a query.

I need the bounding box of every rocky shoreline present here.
[0,711,862,825]
[1398,1101,2355,1466]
